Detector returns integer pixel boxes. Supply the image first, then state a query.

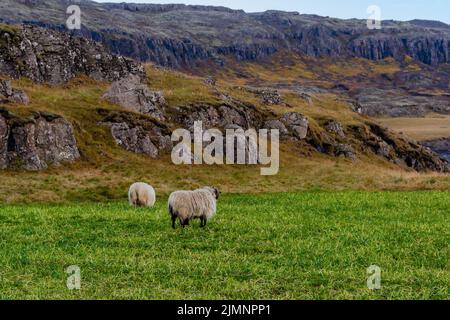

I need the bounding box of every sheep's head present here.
[205,186,220,200]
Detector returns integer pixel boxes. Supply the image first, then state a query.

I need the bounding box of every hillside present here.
[0,24,449,203]
[0,0,449,68]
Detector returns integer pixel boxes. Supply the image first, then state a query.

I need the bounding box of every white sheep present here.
[168,186,220,228]
[128,182,156,208]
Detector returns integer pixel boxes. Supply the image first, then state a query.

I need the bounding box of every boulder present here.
[0,25,145,85]
[102,74,166,121]
[334,143,356,160]
[325,120,345,138]
[110,123,160,158]
[243,87,283,105]
[0,80,29,104]
[99,109,172,158]
[281,112,309,140]
[174,101,263,131]
[264,119,289,136]
[0,111,80,170]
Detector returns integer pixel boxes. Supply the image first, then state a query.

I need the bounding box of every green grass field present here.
[0,191,448,300]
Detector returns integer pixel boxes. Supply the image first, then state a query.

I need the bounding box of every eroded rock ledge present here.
[98,109,172,159]
[0,109,80,170]
[0,25,145,85]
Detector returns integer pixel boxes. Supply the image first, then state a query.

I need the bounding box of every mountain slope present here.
[0,0,449,68]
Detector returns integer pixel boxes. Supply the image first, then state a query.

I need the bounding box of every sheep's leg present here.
[171,216,176,229]
[200,217,205,227]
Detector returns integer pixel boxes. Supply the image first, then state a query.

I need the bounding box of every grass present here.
[1,73,449,203]
[377,114,450,141]
[0,191,448,300]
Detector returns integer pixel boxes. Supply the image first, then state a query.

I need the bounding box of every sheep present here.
[128,182,156,208]
[168,186,220,229]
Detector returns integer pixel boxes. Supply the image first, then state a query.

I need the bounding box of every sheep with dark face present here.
[168,187,220,228]
[128,182,156,208]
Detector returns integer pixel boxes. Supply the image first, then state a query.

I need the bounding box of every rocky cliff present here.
[0,23,144,84]
[0,0,448,68]
[0,22,448,173]
[0,109,80,170]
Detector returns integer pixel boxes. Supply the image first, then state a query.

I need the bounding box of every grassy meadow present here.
[1,58,449,300]
[0,191,448,300]
[378,115,450,141]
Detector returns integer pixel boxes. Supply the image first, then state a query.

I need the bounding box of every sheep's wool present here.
[128,182,156,207]
[168,188,217,221]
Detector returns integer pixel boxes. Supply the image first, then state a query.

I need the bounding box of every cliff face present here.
[0,110,80,170]
[0,24,145,84]
[0,0,448,68]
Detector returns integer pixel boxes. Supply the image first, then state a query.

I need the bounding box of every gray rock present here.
[102,74,166,121]
[175,101,263,131]
[0,112,80,170]
[334,143,356,160]
[2,2,448,67]
[325,121,345,138]
[281,112,309,140]
[0,25,145,85]
[264,119,289,136]
[99,109,173,158]
[110,123,159,159]
[242,87,283,105]
[0,80,29,104]
[376,141,394,158]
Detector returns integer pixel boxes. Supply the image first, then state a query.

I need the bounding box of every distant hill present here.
[0,0,449,68]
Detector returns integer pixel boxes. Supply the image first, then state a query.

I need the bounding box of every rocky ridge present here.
[0,23,447,173]
[0,24,144,85]
[0,0,448,68]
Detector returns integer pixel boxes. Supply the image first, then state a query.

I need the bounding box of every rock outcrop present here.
[350,123,449,172]
[280,112,309,140]
[0,1,448,68]
[241,87,283,105]
[264,113,309,141]
[0,24,145,85]
[353,88,450,117]
[99,109,172,159]
[173,101,264,132]
[0,79,29,104]
[421,138,450,162]
[102,74,166,121]
[0,110,80,170]
[325,121,345,138]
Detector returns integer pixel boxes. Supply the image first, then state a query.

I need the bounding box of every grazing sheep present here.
[168,187,220,229]
[128,182,156,208]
